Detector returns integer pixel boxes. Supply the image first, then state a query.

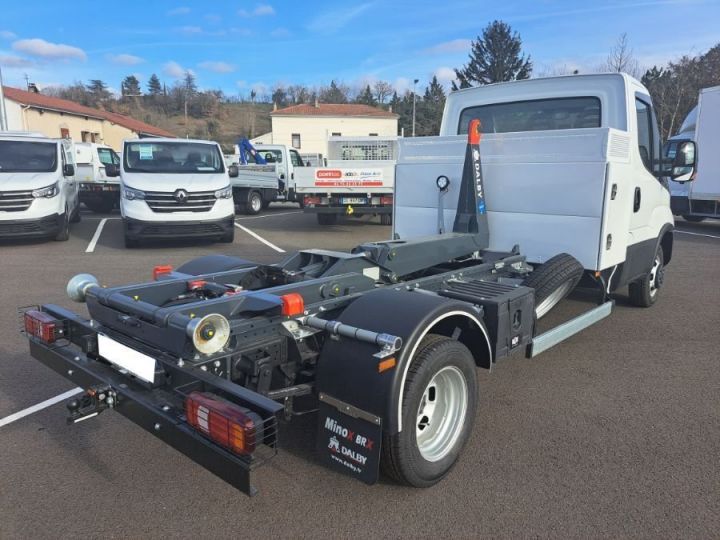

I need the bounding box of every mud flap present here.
[316,392,383,484]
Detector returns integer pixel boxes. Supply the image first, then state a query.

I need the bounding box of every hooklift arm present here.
[237,137,267,165]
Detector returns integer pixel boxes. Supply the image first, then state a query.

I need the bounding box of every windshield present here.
[124,142,225,174]
[458,96,601,135]
[98,148,120,166]
[0,141,58,173]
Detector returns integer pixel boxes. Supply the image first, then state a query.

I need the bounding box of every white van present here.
[0,132,80,241]
[75,142,121,213]
[108,138,235,247]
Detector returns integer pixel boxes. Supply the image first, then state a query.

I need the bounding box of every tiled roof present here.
[271,103,397,118]
[2,86,175,137]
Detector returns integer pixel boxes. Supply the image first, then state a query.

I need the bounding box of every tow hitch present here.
[66,385,117,424]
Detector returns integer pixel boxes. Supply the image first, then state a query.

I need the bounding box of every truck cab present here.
[0,131,80,241]
[75,142,121,213]
[110,138,235,247]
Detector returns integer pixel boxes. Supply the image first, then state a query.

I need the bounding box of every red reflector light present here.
[24,310,61,343]
[153,265,173,280]
[280,293,304,316]
[184,392,259,455]
[380,196,393,206]
[304,196,321,206]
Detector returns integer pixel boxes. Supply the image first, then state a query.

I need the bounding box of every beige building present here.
[252,103,398,157]
[1,86,173,149]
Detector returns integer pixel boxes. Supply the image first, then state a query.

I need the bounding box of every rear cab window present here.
[458,96,601,135]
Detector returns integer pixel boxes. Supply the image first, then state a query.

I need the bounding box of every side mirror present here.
[63,164,75,177]
[228,164,239,178]
[671,140,696,182]
[105,164,120,177]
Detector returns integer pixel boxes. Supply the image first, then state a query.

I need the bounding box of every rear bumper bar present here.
[26,305,283,496]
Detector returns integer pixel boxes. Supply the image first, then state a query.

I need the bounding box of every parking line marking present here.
[0,387,82,428]
[86,218,108,253]
[235,210,303,221]
[234,222,286,253]
[676,229,720,240]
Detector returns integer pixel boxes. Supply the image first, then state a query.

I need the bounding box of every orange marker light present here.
[468,118,482,145]
[378,357,397,373]
[280,293,305,317]
[153,265,173,280]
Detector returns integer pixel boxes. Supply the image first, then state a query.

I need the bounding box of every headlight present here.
[186,314,231,355]
[32,183,59,198]
[123,186,145,200]
[214,185,232,199]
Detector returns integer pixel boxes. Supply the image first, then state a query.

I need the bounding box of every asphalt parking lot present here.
[1,207,718,538]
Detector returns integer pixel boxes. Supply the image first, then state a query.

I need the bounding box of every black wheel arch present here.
[316,288,491,435]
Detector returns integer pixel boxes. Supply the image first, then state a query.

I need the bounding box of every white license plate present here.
[341,197,366,204]
[97,334,156,383]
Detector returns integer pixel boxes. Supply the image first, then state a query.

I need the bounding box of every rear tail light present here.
[380,196,393,205]
[24,310,62,343]
[153,265,173,280]
[185,392,261,455]
[304,196,321,206]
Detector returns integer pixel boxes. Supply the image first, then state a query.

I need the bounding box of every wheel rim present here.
[251,195,262,212]
[415,366,468,462]
[535,279,574,319]
[649,255,662,298]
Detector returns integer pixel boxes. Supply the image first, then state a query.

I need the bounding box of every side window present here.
[290,150,304,167]
[291,134,301,149]
[635,98,654,172]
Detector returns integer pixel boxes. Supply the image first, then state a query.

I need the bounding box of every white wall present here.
[3,99,24,130]
[269,116,398,156]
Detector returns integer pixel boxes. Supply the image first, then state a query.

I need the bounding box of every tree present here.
[319,80,349,103]
[604,33,641,78]
[453,20,532,89]
[373,80,393,104]
[147,74,162,96]
[355,85,377,106]
[86,79,111,105]
[271,85,288,107]
[121,75,141,96]
[183,71,198,97]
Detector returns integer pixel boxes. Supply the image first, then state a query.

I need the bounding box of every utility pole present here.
[412,78,419,137]
[0,66,8,130]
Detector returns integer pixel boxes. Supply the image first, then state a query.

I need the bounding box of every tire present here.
[262,200,271,210]
[70,203,82,223]
[246,191,263,215]
[85,199,114,214]
[176,255,256,275]
[380,213,392,226]
[522,253,584,319]
[54,212,70,241]
[317,213,338,226]
[381,334,478,487]
[219,228,235,243]
[682,215,705,223]
[629,245,664,307]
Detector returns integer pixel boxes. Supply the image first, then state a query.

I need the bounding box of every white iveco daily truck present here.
[106,138,236,247]
[22,73,696,496]
[0,132,80,241]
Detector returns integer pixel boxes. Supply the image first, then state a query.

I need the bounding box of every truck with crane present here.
[20,74,694,495]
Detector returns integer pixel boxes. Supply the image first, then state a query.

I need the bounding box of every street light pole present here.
[412,78,419,137]
[0,66,8,131]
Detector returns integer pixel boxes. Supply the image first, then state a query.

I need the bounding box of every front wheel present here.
[629,245,664,307]
[54,212,70,241]
[381,335,477,487]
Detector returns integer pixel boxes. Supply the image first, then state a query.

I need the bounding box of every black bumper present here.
[0,213,62,239]
[25,304,282,496]
[124,215,235,240]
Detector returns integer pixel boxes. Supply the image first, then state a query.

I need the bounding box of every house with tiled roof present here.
[1,86,174,149]
[252,101,398,157]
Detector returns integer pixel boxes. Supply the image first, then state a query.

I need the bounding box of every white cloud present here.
[0,54,33,68]
[107,53,144,65]
[251,82,268,96]
[176,26,203,34]
[236,80,248,88]
[426,39,472,55]
[229,27,252,36]
[393,77,411,94]
[307,3,372,33]
[204,14,221,23]
[198,61,236,73]
[434,66,457,86]
[12,38,86,61]
[0,30,17,40]
[163,61,192,78]
[270,27,291,38]
[167,6,191,15]
[239,4,276,17]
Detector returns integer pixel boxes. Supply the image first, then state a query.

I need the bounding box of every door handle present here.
[633,187,641,212]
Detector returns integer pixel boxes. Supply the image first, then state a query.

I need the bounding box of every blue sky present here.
[0,0,718,97]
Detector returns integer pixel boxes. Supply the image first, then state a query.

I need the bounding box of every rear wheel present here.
[629,245,664,307]
[246,191,263,215]
[317,213,338,226]
[522,253,584,319]
[381,335,477,487]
